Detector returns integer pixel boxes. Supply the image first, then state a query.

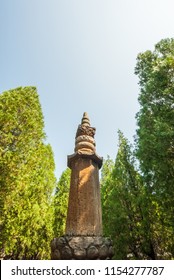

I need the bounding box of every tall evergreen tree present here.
[0,87,56,259]
[135,38,174,258]
[53,168,71,237]
[101,131,155,259]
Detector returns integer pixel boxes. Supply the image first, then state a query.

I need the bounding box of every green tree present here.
[0,87,56,259]
[101,131,155,259]
[135,38,174,258]
[53,168,71,237]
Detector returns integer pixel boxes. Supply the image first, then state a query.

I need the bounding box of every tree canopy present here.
[135,38,174,257]
[101,38,174,259]
[53,168,70,237]
[0,87,56,259]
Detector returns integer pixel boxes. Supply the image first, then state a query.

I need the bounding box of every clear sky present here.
[1,0,174,179]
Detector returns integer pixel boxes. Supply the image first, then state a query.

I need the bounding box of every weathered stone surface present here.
[69,237,84,249]
[94,236,103,246]
[66,159,102,236]
[74,248,86,260]
[66,113,103,236]
[52,249,61,260]
[65,236,72,242]
[66,157,103,236]
[51,236,114,260]
[69,236,93,249]
[87,246,99,259]
[51,113,114,260]
[99,245,108,259]
[56,237,66,247]
[61,246,72,259]
[75,113,96,154]
[83,236,96,248]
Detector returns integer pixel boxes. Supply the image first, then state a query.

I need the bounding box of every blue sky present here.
[1,0,174,179]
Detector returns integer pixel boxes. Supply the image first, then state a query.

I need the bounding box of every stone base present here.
[51,235,114,260]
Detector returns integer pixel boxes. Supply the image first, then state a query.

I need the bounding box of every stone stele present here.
[51,112,114,259]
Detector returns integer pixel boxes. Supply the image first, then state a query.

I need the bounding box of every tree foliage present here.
[53,168,71,237]
[135,38,174,257]
[101,39,174,260]
[135,38,174,189]
[0,87,56,259]
[102,132,149,259]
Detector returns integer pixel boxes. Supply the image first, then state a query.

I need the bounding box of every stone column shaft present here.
[66,156,102,236]
[51,112,114,260]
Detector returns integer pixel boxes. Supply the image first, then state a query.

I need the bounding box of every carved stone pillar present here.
[51,113,114,260]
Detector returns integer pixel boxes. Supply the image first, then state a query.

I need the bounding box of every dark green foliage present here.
[101,39,174,259]
[0,87,56,259]
[101,132,151,259]
[135,38,174,257]
[135,38,174,188]
[53,168,71,237]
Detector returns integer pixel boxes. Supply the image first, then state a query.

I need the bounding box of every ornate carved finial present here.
[81,112,90,126]
[74,113,96,154]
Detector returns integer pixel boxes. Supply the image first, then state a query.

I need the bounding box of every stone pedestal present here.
[51,236,114,260]
[51,113,114,260]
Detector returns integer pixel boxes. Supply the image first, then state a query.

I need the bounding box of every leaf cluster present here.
[0,87,56,259]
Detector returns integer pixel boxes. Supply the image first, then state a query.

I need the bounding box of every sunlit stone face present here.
[51,113,114,260]
[65,157,102,236]
[66,112,103,236]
